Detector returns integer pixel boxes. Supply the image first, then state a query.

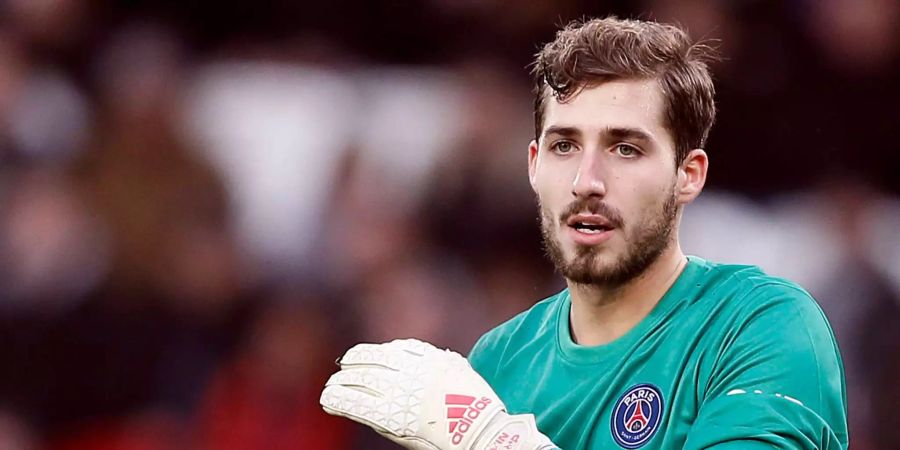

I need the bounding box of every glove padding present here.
[320,339,558,450]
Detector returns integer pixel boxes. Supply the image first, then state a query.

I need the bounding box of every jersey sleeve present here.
[683,391,844,449]
[683,283,849,450]
[467,329,500,385]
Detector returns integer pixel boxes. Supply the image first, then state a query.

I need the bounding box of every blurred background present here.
[0,0,897,448]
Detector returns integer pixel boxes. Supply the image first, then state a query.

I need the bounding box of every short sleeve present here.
[684,284,849,449]
[684,391,844,449]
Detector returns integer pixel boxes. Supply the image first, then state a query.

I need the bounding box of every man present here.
[321,17,849,450]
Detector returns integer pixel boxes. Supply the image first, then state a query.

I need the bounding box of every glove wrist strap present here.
[473,412,559,450]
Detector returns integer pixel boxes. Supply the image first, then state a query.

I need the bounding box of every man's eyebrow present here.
[603,127,655,143]
[542,125,581,139]
[542,125,656,143]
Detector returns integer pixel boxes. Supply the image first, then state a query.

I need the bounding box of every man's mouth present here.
[566,214,616,234]
[572,223,612,234]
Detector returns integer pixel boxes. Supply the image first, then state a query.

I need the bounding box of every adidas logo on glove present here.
[446,394,493,445]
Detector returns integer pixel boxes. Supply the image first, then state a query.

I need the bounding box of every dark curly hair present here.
[532,17,719,163]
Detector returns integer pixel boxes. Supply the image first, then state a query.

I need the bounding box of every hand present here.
[320,339,558,450]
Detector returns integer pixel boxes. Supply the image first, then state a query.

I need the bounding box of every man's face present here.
[529,78,680,287]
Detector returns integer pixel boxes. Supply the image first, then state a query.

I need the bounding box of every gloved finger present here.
[387,338,436,356]
[325,366,412,398]
[388,340,471,368]
[339,342,417,370]
[320,384,415,437]
[376,429,442,450]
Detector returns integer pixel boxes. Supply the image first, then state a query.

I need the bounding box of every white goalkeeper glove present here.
[320,338,559,450]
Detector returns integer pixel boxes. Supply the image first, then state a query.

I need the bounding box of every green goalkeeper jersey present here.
[468,256,848,449]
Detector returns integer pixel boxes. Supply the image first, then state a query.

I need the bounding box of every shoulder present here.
[467,290,565,380]
[695,259,845,409]
[470,290,563,354]
[689,259,848,443]
[693,257,838,365]
[691,256,826,321]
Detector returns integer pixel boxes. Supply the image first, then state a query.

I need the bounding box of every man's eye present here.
[615,144,639,157]
[552,141,575,154]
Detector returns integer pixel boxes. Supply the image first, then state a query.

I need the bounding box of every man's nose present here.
[572,150,607,198]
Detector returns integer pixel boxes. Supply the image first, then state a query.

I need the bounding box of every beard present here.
[540,188,678,288]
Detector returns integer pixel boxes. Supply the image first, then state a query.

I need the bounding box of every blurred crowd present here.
[0,0,898,449]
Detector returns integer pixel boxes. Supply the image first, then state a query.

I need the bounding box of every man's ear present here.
[676,149,708,205]
[528,139,539,192]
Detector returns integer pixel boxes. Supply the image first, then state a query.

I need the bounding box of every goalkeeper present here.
[321,16,849,450]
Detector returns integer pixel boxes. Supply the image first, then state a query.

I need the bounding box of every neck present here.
[566,242,687,346]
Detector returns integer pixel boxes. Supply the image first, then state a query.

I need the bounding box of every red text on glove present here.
[446,395,492,445]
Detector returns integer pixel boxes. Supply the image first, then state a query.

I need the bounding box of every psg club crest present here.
[610,383,664,449]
